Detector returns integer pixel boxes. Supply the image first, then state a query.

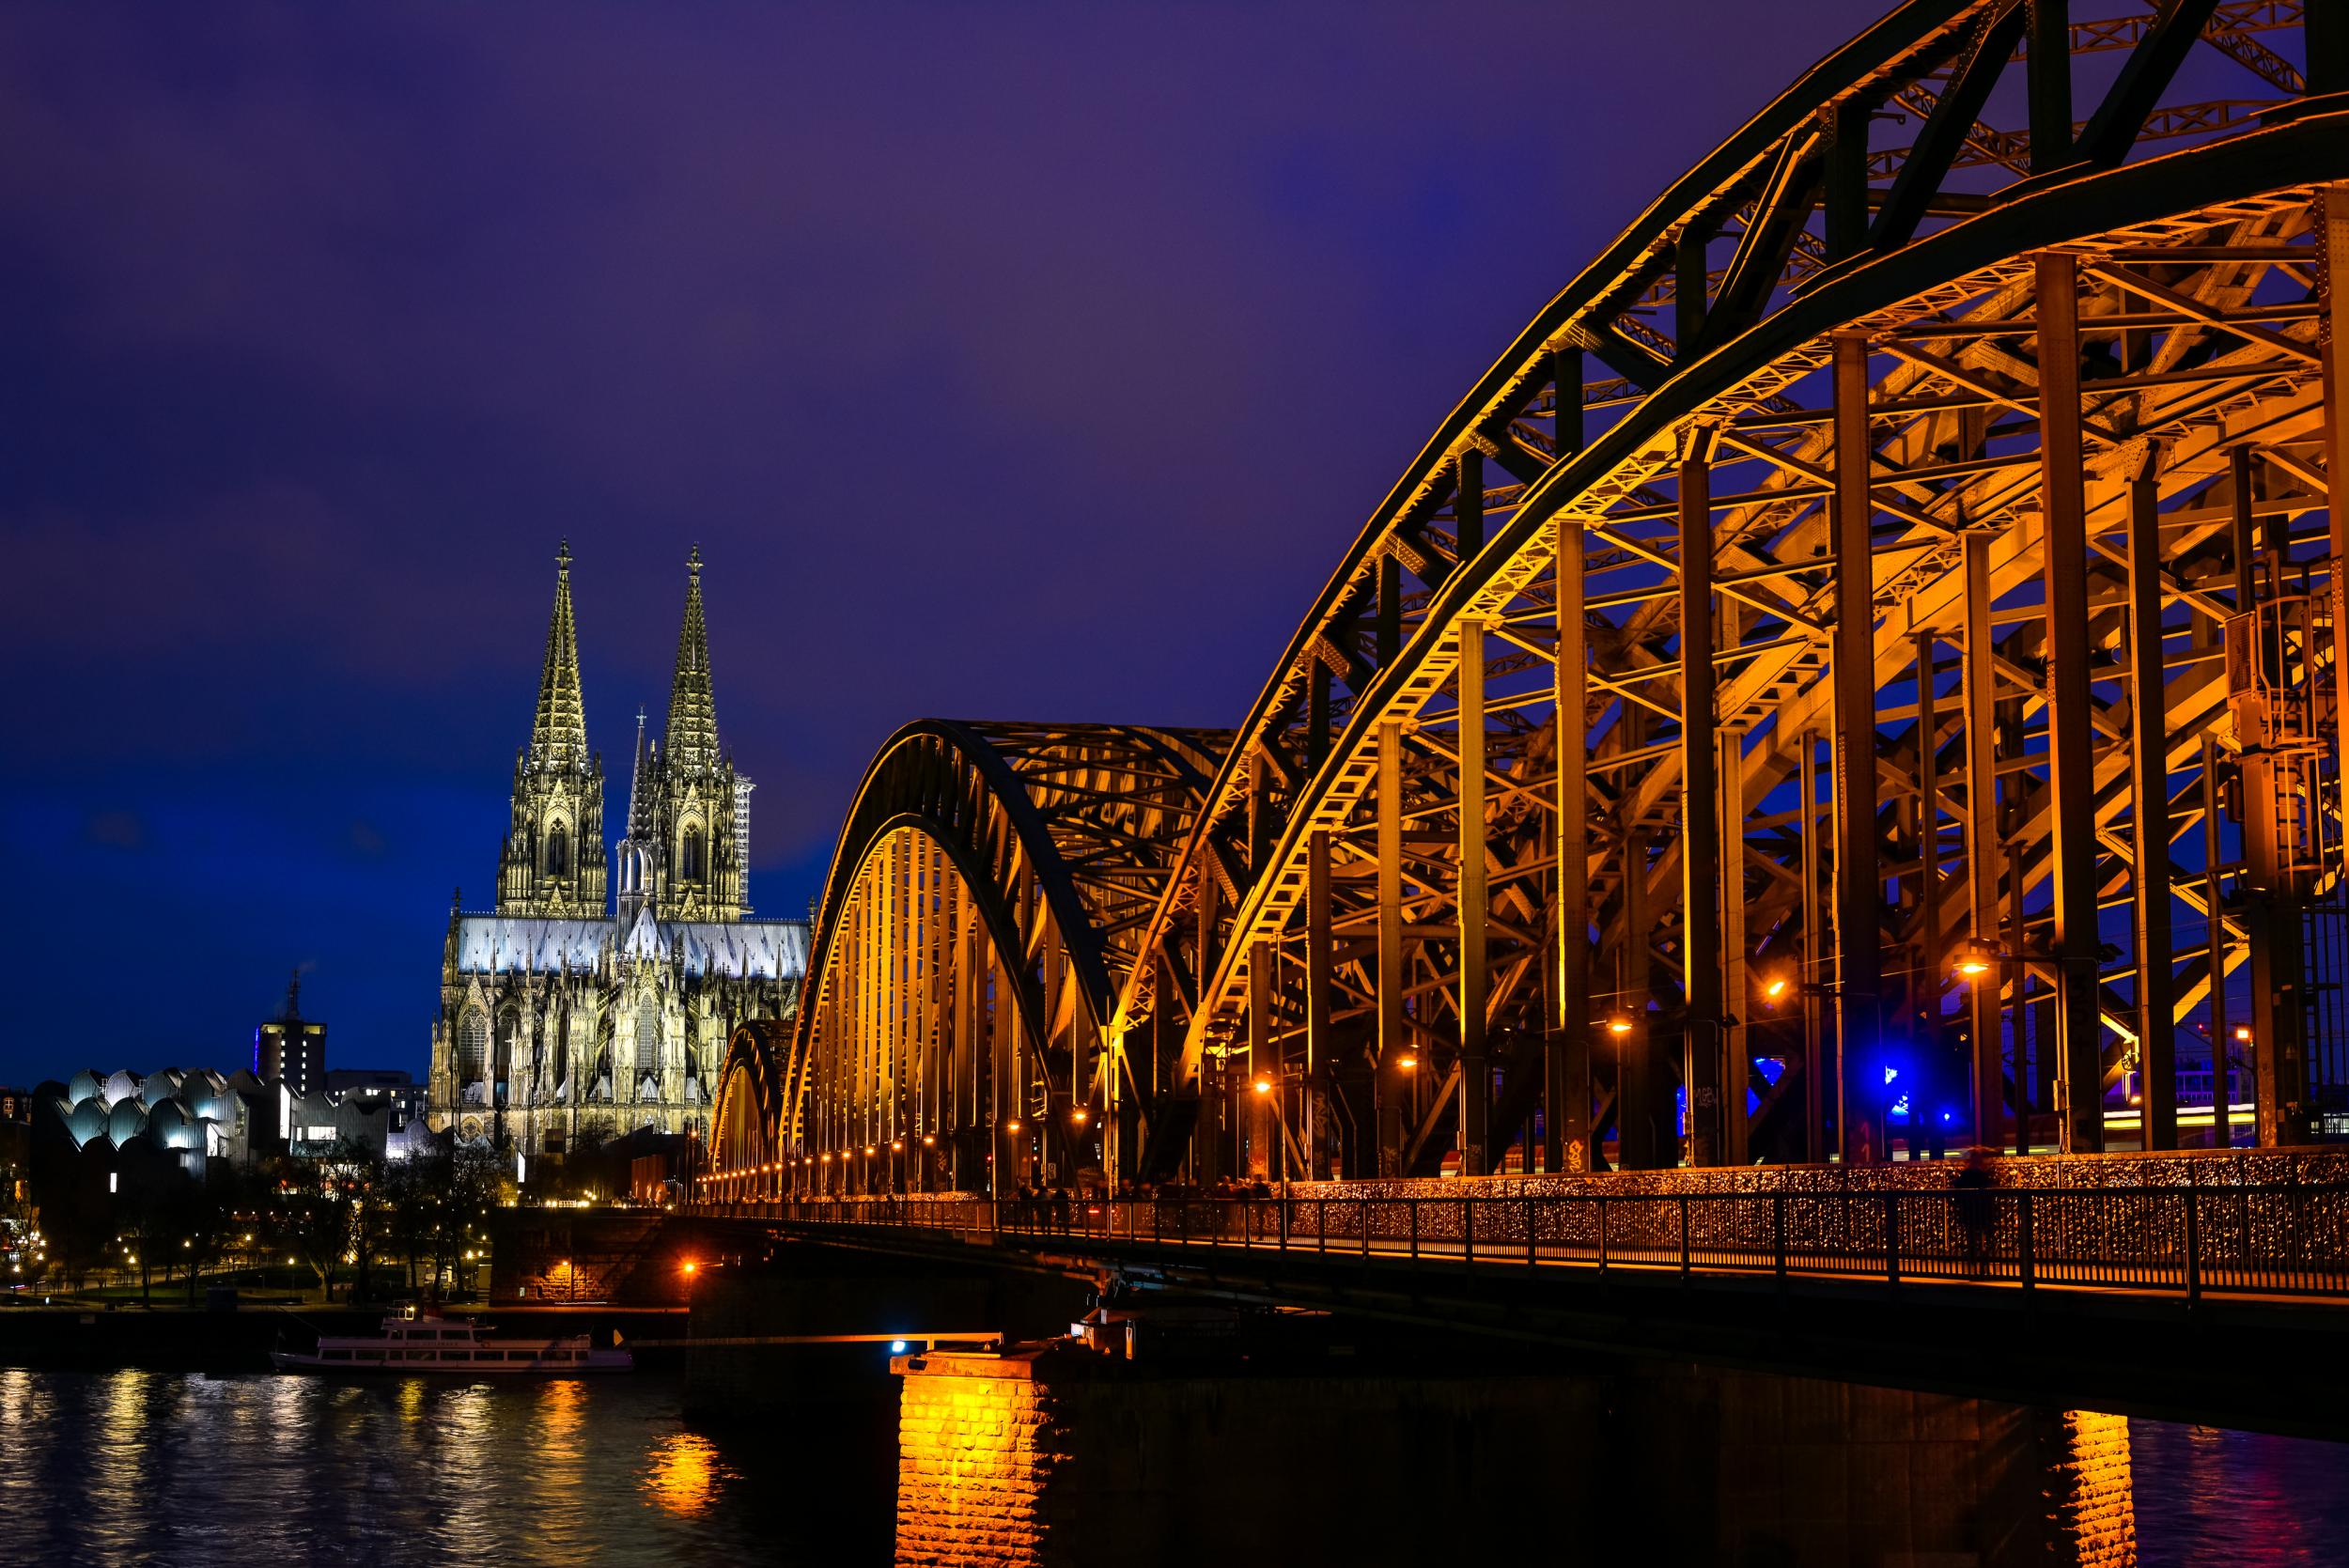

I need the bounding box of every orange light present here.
[1607,1014,1635,1037]
[681,1261,698,1276]
[1764,976,1789,1001]
[2234,1025,2252,1042]
[1956,957,1990,977]
[1005,1120,1021,1133]
[864,1145,877,1157]
[1252,1078,1272,1094]
[1071,1107,1088,1124]
[1396,1051,1418,1071]
[922,1135,936,1147]
[891,1140,903,1152]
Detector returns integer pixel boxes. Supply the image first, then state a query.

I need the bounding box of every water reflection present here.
[641,1431,730,1520]
[0,1373,853,1567]
[0,1367,2336,1566]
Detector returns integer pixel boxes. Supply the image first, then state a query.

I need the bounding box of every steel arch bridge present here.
[710,0,2349,1203]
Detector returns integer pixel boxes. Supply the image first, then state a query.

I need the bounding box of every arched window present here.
[546,822,568,877]
[458,1012,489,1084]
[681,825,705,883]
[635,998,661,1082]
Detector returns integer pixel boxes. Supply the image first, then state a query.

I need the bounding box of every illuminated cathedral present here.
[426,544,805,1160]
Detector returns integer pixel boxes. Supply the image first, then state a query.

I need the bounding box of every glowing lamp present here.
[922,1135,936,1147]
[1607,1013,1636,1037]
[1005,1120,1021,1133]
[681,1261,697,1276]
[1764,976,1789,1001]
[1396,1050,1418,1071]
[2234,1025,2252,1042]
[891,1140,903,1152]
[1252,1078,1272,1095]
[1071,1107,1088,1124]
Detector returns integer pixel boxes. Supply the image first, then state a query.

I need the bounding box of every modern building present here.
[425,544,805,1159]
[254,974,327,1100]
[327,1068,426,1133]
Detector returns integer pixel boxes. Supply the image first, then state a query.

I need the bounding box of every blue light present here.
[1883,1065,1900,1084]
[890,1340,910,1355]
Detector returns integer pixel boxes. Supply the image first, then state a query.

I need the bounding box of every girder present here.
[738,0,2349,1196]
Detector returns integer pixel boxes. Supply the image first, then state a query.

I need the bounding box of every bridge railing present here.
[700,1184,2349,1301]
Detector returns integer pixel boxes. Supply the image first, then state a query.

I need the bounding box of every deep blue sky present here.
[0,1,1872,1084]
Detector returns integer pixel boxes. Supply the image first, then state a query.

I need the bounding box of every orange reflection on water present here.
[642,1431,728,1519]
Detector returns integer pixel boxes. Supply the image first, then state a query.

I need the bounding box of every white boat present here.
[271,1310,633,1374]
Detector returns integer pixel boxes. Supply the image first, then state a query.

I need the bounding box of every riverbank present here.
[0,1303,691,1373]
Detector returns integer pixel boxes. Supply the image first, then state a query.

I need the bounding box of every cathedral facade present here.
[427,545,805,1159]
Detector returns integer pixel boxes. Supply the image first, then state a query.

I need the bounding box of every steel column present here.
[1553,522,1591,1172]
[1306,827,1332,1180]
[1830,330,1883,1162]
[1457,618,1489,1176]
[2128,457,2178,1150]
[1679,432,1724,1165]
[1963,531,2004,1149]
[1377,717,1407,1176]
[2034,250,2106,1155]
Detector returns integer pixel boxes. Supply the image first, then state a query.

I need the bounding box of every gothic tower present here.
[640,546,751,921]
[496,541,607,917]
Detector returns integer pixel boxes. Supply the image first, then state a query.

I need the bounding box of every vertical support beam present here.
[1306,827,1332,1181]
[1824,100,1872,262]
[2027,0,2073,174]
[2036,249,2106,1156]
[2202,733,2232,1147]
[1830,330,1883,1162]
[1800,729,1826,1162]
[1377,717,1407,1176]
[1552,521,1591,1172]
[1247,940,1272,1181]
[2323,186,2349,844]
[1719,720,1749,1166]
[1918,629,1947,1158]
[1679,431,1724,1166]
[993,940,1018,1199]
[1377,552,1403,666]
[1963,531,2005,1150]
[1553,345,1585,458]
[1456,449,1485,561]
[1457,619,1489,1176]
[1619,705,1656,1171]
[2128,457,2178,1150]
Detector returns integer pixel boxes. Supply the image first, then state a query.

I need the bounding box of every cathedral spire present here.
[662,545,719,774]
[625,706,654,839]
[530,540,588,768]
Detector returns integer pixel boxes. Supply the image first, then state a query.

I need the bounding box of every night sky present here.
[0,1,1870,1086]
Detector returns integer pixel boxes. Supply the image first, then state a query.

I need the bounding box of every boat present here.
[271,1308,633,1374]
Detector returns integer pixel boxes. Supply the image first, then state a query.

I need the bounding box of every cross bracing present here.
[713,0,2349,1198]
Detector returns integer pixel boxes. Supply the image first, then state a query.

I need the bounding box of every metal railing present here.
[694,1185,2349,1301]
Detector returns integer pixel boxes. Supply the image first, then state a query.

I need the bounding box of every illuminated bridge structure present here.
[712,0,2349,1205]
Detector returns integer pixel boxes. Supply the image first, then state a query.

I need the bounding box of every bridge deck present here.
[692,1183,2349,1304]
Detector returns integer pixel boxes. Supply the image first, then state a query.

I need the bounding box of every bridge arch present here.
[789,722,1226,1193]
[708,1018,797,1200]
[773,1,2349,1192]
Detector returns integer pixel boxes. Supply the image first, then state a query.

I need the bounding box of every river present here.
[1,1369,2343,1565]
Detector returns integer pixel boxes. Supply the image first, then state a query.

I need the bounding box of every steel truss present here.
[731,0,2349,1193]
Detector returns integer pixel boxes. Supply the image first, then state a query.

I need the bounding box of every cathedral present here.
[426,544,805,1161]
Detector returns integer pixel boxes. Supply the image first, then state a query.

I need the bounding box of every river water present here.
[1,1369,2343,1566]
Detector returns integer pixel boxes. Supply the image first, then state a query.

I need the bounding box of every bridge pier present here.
[893,1338,2138,1568]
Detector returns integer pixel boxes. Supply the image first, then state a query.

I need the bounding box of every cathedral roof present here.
[530,540,590,770]
[451,913,806,981]
[662,546,720,775]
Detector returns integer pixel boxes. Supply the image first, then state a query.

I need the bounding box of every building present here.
[327,1068,426,1134]
[254,973,327,1099]
[426,544,805,1160]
